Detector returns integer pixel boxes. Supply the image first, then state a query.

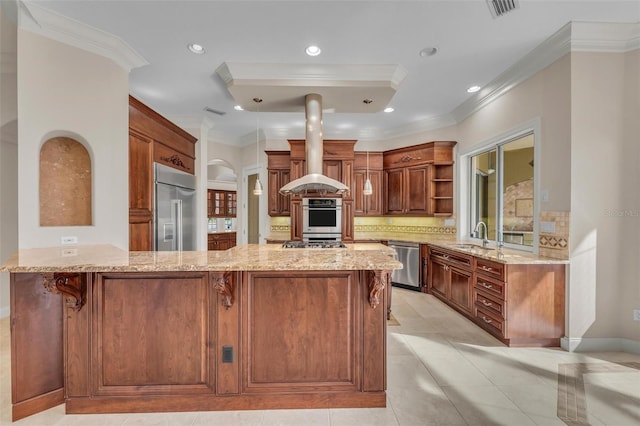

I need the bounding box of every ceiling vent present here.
[204,107,226,116]
[486,0,519,18]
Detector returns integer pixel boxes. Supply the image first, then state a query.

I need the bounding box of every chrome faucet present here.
[474,221,489,247]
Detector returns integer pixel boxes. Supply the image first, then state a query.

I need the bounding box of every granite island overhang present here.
[1,243,402,421]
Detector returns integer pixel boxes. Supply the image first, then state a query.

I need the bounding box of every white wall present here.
[0,3,19,318]
[569,50,640,345]
[17,30,129,249]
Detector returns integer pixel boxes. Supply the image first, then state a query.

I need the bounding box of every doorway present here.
[247,173,259,244]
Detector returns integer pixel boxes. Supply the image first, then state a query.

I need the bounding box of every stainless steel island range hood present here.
[279,94,349,195]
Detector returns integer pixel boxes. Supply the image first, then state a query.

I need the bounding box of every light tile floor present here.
[1,288,639,426]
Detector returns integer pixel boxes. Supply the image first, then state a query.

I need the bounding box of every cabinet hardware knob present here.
[482,316,492,324]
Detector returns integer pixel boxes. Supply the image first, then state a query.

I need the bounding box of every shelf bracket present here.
[211,271,234,309]
[42,272,86,311]
[368,270,389,309]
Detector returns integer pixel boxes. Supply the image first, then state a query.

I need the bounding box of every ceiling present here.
[25,0,640,146]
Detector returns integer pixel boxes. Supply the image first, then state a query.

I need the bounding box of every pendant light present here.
[252,97,263,196]
[363,151,373,196]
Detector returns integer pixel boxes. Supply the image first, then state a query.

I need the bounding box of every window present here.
[469,133,535,249]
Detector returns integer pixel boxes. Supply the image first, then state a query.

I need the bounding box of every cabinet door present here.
[353,171,366,216]
[341,200,354,242]
[406,165,430,214]
[291,200,302,240]
[429,258,448,300]
[449,266,473,315]
[129,132,154,251]
[225,191,237,217]
[278,170,290,215]
[366,170,383,216]
[384,169,404,214]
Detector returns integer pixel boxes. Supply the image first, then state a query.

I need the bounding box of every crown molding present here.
[18,0,148,72]
[451,21,639,124]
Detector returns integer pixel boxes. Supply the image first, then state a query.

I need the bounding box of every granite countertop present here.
[208,230,237,235]
[0,243,402,273]
[426,240,568,265]
[264,231,567,265]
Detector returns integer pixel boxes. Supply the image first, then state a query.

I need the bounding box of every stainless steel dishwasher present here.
[388,241,420,290]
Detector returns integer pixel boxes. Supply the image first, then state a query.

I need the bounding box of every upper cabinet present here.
[128,96,198,251]
[383,141,456,216]
[353,152,383,216]
[208,189,236,218]
[266,151,291,216]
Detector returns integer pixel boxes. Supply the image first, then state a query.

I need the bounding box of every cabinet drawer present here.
[474,274,505,300]
[475,306,505,336]
[475,258,505,280]
[474,290,505,318]
[429,248,473,269]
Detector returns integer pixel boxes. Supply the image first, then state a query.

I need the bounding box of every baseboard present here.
[561,337,640,354]
[0,306,9,319]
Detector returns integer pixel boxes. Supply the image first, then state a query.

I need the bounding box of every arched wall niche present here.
[39,134,93,226]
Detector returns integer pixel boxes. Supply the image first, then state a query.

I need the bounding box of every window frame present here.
[457,119,541,253]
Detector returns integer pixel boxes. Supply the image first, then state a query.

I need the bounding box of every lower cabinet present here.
[208,232,236,251]
[427,245,566,347]
[427,247,473,315]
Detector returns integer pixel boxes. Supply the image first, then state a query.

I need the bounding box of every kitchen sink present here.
[450,243,492,251]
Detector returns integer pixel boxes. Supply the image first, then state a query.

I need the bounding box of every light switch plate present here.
[541,190,549,202]
[444,218,455,227]
[540,221,555,233]
[61,236,78,245]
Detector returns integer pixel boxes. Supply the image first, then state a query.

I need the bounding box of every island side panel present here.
[362,270,387,392]
[65,273,91,398]
[214,271,240,395]
[90,272,213,396]
[10,273,65,421]
[242,270,362,395]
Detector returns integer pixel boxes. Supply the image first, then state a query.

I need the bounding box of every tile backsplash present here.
[269,216,457,236]
[538,211,569,259]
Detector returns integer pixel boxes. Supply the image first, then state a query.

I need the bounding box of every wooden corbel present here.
[368,270,388,309]
[42,272,86,311]
[211,271,234,309]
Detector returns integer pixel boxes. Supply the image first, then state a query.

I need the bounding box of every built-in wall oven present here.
[302,198,342,241]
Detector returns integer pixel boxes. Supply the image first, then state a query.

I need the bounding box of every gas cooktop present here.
[282,241,346,249]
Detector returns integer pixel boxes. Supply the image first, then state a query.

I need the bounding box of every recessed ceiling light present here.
[384,107,395,113]
[467,85,481,93]
[188,43,205,54]
[305,45,321,56]
[419,47,438,57]
[234,105,244,111]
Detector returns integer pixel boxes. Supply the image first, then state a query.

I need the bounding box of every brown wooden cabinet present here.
[426,244,566,347]
[208,232,236,251]
[354,152,383,216]
[128,96,197,251]
[427,246,474,315]
[266,151,291,216]
[383,141,456,216]
[208,190,236,218]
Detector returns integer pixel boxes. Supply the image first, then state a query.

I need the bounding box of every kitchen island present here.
[2,243,401,421]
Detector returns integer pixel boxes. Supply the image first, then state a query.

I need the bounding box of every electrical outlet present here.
[540,221,555,233]
[61,248,78,257]
[387,218,393,224]
[444,218,455,227]
[634,309,640,321]
[61,236,78,245]
[541,190,549,202]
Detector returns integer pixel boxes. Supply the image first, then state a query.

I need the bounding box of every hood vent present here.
[279,94,349,195]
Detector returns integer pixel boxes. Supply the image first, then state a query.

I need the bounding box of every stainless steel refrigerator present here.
[154,163,196,251]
